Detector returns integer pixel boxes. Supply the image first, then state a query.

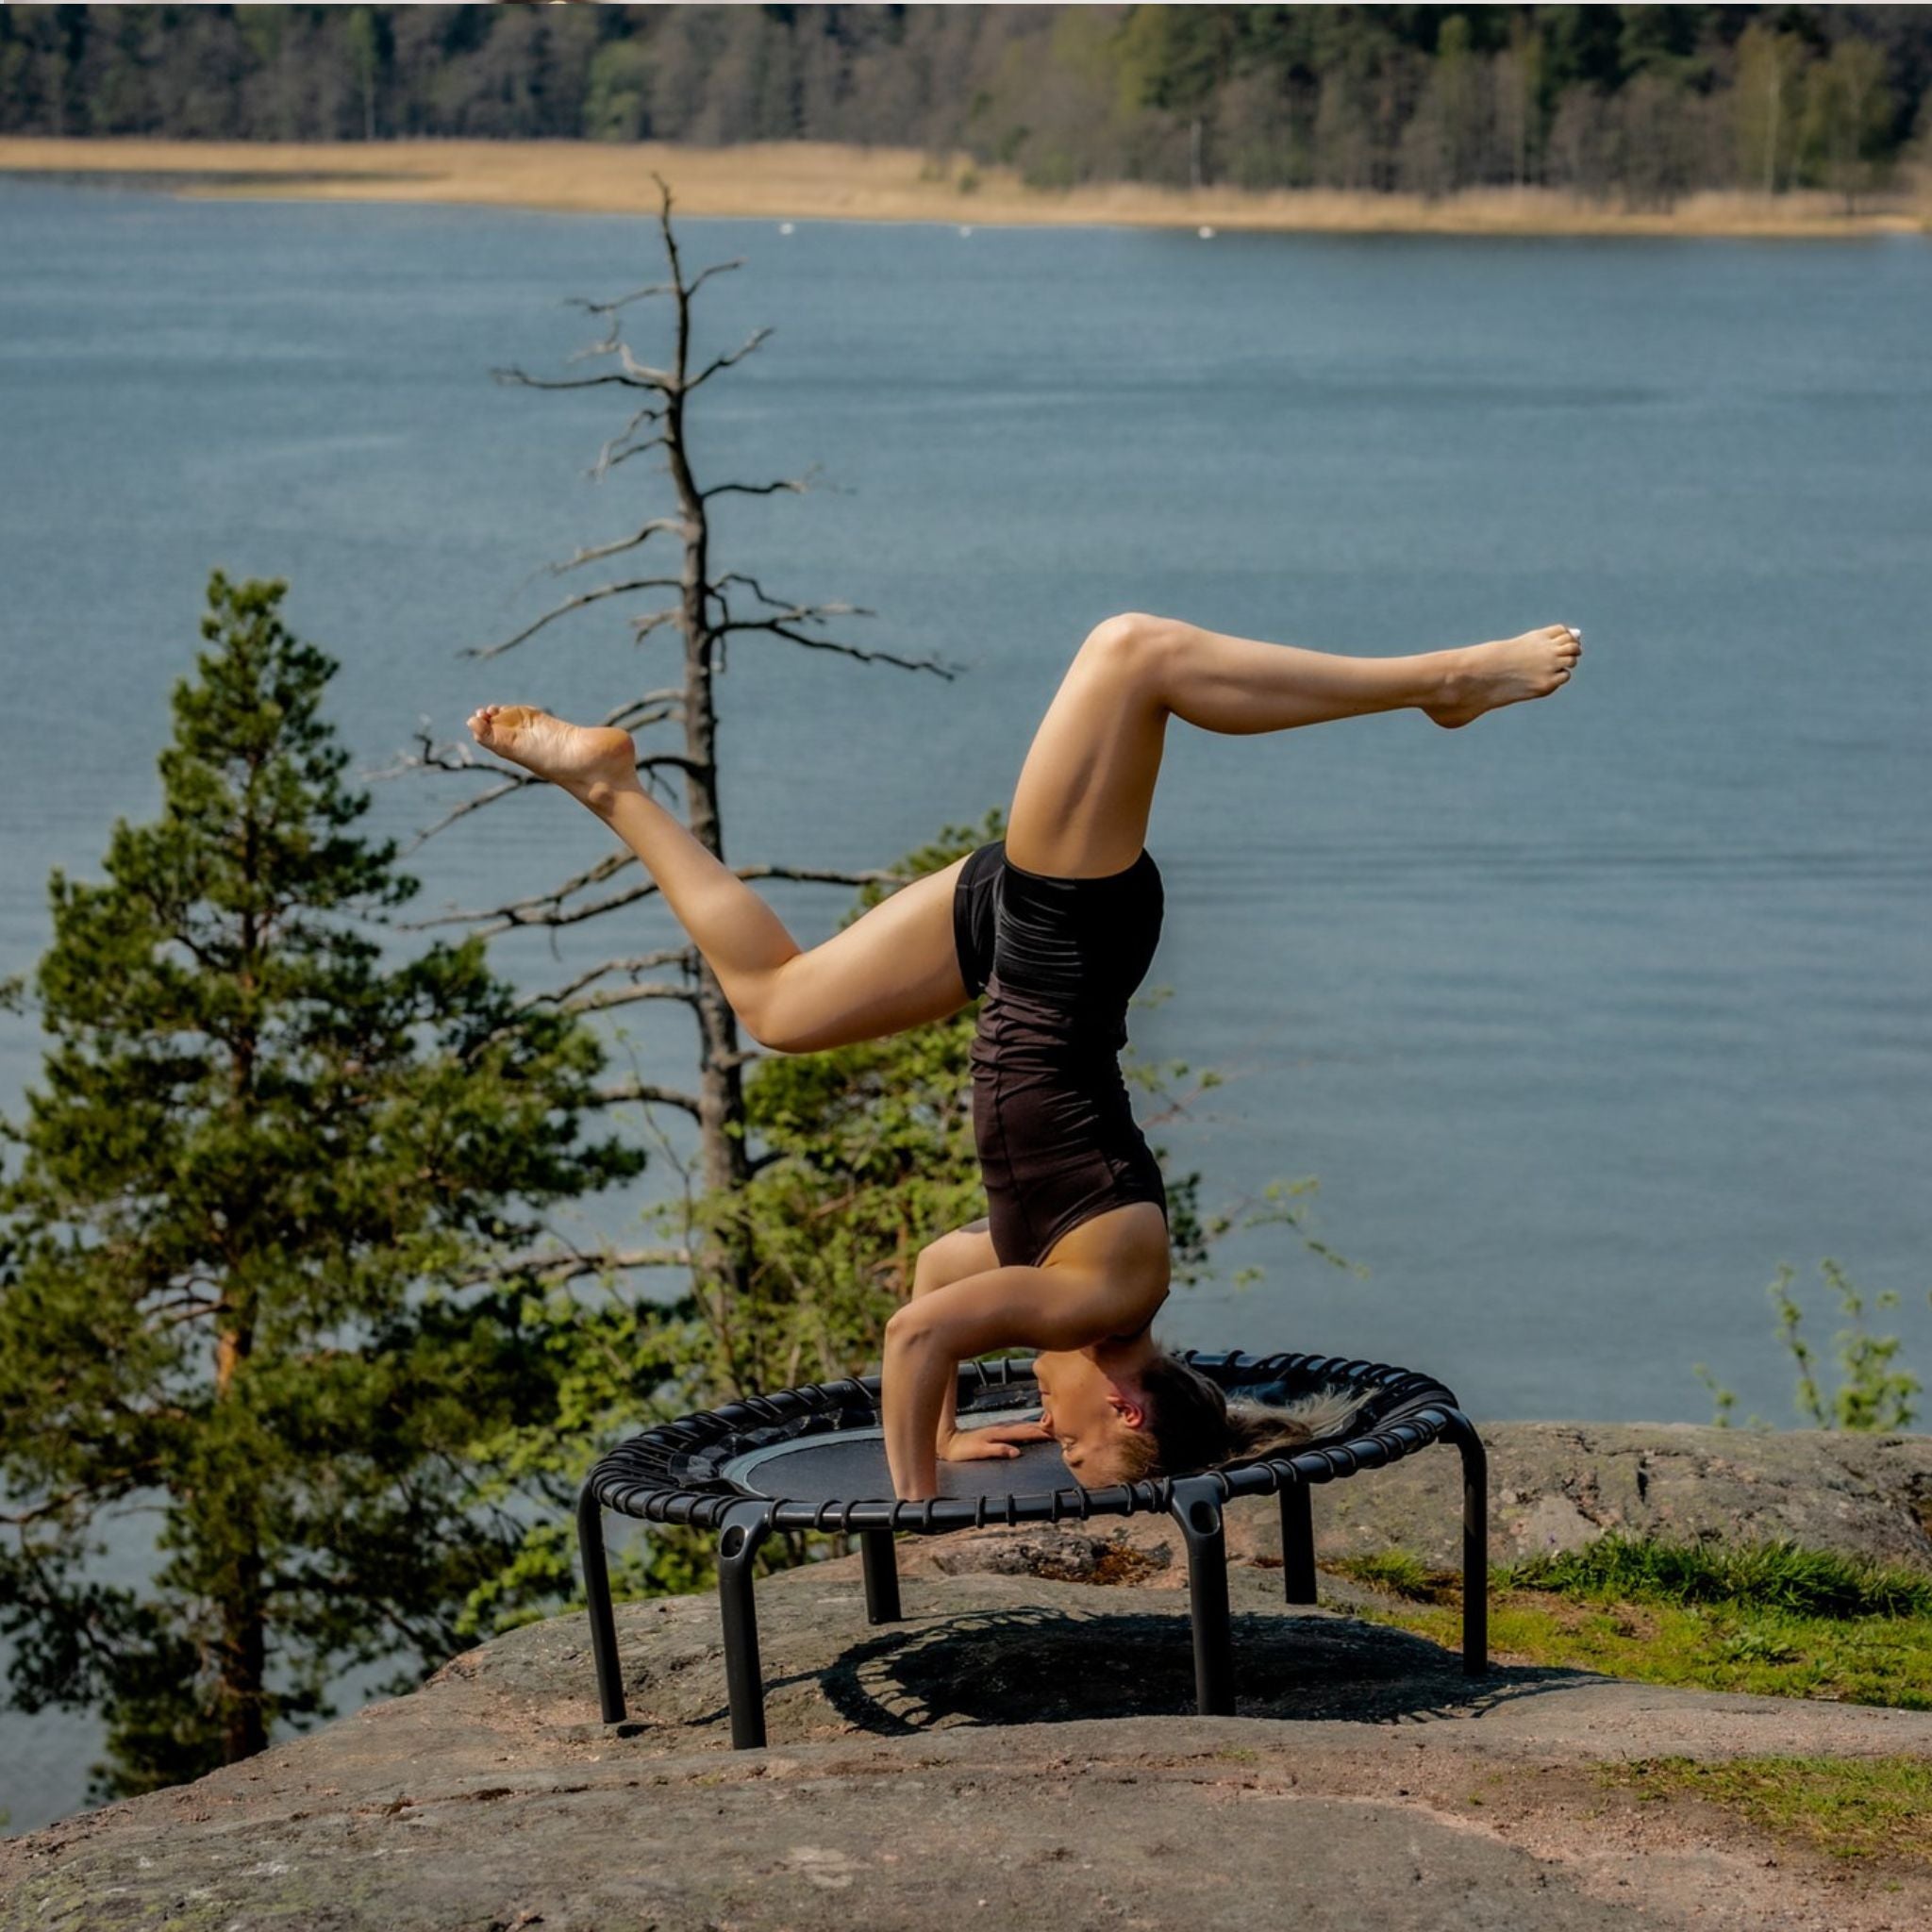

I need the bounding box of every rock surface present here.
[6,1422,1931,1931]
[1202,1421,1931,1574]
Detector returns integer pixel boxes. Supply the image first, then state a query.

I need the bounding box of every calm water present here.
[2,178,1929,1825]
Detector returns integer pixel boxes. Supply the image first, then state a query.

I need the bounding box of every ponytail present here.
[1220,1385,1362,1460]
[1111,1349,1359,1484]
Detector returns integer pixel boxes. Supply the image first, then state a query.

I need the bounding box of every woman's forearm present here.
[882,1320,956,1500]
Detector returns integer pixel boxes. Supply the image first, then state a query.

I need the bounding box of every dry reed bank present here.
[3,136,1927,237]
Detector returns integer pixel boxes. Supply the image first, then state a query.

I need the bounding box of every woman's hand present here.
[937,1420,1053,1463]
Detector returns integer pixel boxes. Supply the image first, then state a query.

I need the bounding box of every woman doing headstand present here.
[469,611,1581,1500]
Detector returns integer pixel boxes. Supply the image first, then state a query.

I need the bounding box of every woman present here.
[469,609,1580,1499]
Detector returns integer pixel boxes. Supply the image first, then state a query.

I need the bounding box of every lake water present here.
[2,177,1929,1828]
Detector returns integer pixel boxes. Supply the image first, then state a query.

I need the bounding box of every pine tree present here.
[0,571,641,1797]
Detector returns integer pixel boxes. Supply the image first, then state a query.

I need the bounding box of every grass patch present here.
[1598,1756,1932,1865]
[1327,1534,1932,1708]
[1511,1534,1932,1621]
[1325,1549,1458,1603]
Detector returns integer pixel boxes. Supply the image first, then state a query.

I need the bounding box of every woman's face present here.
[1032,1350,1147,1485]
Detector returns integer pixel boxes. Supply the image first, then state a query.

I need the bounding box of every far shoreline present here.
[2,136,1926,241]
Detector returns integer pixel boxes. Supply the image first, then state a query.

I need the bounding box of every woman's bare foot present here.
[1425,625,1582,729]
[466,704,639,804]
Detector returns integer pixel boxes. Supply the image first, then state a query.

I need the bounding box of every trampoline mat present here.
[718,1406,1070,1504]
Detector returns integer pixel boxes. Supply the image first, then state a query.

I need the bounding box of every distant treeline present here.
[5,5,1930,207]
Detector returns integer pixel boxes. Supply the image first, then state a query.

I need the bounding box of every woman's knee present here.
[1079,611,1177,689]
[884,1298,940,1353]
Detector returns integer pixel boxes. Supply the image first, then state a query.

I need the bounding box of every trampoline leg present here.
[716,1500,777,1749]
[1170,1476,1235,1717]
[576,1483,626,1724]
[1442,1408,1490,1675]
[1278,1481,1317,1606]
[859,1527,902,1624]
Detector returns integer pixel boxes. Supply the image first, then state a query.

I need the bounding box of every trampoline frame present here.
[575,1348,1488,1747]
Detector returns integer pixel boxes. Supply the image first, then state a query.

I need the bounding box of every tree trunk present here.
[216,853,267,1762]
[662,275,756,1309]
[211,1306,267,1761]
[218,1534,269,1762]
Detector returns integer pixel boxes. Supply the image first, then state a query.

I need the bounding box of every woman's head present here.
[1030,1347,1151,1484]
[1035,1345,1357,1487]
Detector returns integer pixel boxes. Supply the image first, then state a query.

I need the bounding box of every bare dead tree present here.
[390,175,960,1306]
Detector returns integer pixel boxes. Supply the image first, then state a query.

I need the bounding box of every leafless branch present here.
[491,365,658,395]
[627,606,685,644]
[517,947,695,1014]
[567,281,674,315]
[564,978,702,1016]
[464,571,686,663]
[608,690,687,723]
[702,463,824,504]
[639,750,708,780]
[411,779,529,846]
[512,531,675,593]
[589,399,664,446]
[615,340,678,390]
[405,847,630,930]
[722,616,958,679]
[689,325,774,390]
[684,258,744,301]
[591,1077,705,1117]
[712,569,797,609]
[367,727,507,785]
[412,861,905,936]
[592,429,670,479]
[458,1243,692,1287]
[570,256,741,321]
[555,518,688,575]
[566,321,627,368]
[720,594,867,627]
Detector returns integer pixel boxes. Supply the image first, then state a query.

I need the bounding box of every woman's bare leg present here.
[1004,613,1581,877]
[466,705,970,1052]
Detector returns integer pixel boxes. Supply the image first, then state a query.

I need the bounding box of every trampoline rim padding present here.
[581,1347,1464,1535]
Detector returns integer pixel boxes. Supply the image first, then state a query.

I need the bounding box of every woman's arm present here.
[880,1263,1122,1499]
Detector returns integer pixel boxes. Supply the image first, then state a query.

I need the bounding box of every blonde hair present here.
[1112,1350,1361,1484]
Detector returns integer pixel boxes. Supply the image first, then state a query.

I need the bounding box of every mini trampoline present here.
[576,1349,1488,1747]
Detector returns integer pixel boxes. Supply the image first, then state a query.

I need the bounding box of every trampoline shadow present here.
[799,1602,1585,1737]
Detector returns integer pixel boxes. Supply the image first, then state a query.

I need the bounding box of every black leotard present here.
[951,839,1169,1269]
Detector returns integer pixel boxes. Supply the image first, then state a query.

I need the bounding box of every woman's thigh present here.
[913,1218,999,1295]
[757,852,973,1052]
[1006,616,1172,878]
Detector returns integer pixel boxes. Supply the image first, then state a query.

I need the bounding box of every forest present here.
[2,5,1929,208]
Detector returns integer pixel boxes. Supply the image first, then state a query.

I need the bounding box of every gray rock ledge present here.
[5,1421,1929,1932]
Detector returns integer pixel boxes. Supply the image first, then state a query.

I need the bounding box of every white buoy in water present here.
[779,222,795,235]
[1198,224,1216,239]
[958,225,974,237]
